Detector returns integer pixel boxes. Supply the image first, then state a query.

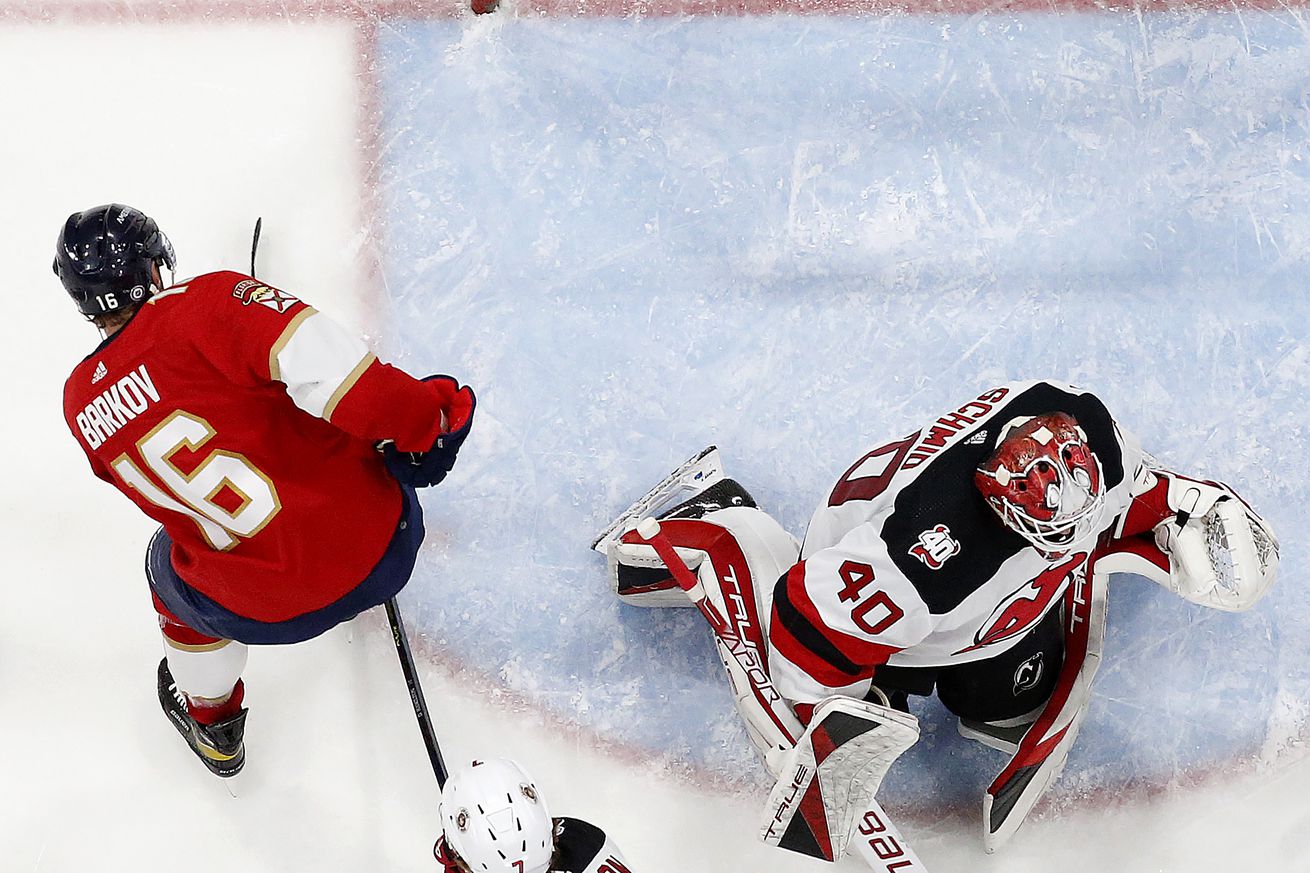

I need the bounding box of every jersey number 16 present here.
[110,411,282,551]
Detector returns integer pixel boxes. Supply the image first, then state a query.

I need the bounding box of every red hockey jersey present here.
[63,271,459,622]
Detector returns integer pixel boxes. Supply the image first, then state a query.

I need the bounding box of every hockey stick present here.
[633,517,732,635]
[633,517,792,729]
[633,518,930,872]
[384,596,449,787]
[249,217,263,278]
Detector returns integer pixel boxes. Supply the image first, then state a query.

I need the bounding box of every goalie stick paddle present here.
[846,796,933,872]
[385,597,449,787]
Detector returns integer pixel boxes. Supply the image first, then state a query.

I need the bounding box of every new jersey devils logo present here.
[957,552,1087,654]
[909,524,961,570]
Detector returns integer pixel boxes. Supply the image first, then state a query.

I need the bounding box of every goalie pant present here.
[436,817,632,873]
[614,380,1277,734]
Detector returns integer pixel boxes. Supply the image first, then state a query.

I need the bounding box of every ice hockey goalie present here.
[596,379,1278,858]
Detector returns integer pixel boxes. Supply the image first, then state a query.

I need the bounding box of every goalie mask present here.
[975,412,1106,554]
[439,758,554,873]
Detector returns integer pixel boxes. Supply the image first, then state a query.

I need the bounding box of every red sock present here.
[189,679,245,726]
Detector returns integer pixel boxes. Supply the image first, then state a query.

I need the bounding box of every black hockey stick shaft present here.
[384,596,449,787]
[250,217,263,277]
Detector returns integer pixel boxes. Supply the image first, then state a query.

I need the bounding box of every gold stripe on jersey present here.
[164,638,233,654]
[323,353,378,423]
[268,307,316,381]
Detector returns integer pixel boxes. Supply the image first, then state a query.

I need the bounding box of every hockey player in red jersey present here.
[57,204,475,778]
[434,759,632,873]
[596,381,1279,858]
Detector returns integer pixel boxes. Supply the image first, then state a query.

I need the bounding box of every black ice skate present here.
[660,477,757,520]
[591,446,724,552]
[156,658,247,778]
[606,465,758,605]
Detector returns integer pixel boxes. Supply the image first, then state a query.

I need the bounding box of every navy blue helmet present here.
[53,204,175,317]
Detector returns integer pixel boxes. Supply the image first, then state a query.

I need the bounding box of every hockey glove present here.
[384,375,476,489]
[1118,461,1279,611]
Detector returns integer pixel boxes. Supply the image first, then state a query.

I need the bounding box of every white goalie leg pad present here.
[623,505,804,769]
[761,695,920,863]
[1153,495,1280,612]
[688,506,803,772]
[164,637,248,701]
[982,556,1108,852]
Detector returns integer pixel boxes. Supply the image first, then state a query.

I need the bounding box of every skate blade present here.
[220,770,246,798]
[591,446,723,552]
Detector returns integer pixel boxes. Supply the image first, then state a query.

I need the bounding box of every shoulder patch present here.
[232,279,299,313]
[909,524,961,570]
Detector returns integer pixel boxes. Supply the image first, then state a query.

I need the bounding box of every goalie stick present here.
[633,518,931,873]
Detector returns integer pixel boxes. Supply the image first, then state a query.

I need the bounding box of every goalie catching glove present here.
[384,375,476,488]
[1122,463,1279,612]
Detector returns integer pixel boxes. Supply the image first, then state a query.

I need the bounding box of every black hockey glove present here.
[383,376,476,489]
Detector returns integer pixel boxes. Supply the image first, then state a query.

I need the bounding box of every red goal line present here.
[2,0,1305,22]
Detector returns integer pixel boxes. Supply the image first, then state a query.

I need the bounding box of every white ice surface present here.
[3,8,1309,873]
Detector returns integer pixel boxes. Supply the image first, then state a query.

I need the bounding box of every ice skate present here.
[157,658,247,778]
[591,446,724,552]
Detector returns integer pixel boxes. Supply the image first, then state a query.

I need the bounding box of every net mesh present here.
[1204,503,1276,592]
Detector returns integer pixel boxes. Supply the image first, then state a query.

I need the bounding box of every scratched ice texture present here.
[374,10,1310,808]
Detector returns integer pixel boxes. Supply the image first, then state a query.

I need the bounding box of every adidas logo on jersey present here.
[964,430,988,446]
[91,361,108,384]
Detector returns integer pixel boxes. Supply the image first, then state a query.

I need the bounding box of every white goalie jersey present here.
[767,380,1146,705]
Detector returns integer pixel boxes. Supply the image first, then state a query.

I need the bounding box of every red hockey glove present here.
[384,375,476,488]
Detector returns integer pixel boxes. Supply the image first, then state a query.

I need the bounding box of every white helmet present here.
[440,759,554,873]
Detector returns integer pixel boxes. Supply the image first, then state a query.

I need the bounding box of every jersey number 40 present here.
[837,560,904,636]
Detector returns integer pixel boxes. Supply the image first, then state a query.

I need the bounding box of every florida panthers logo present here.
[957,552,1088,654]
[233,279,298,313]
[909,524,961,570]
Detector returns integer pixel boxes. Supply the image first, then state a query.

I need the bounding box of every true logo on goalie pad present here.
[909,524,960,570]
[763,701,921,865]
